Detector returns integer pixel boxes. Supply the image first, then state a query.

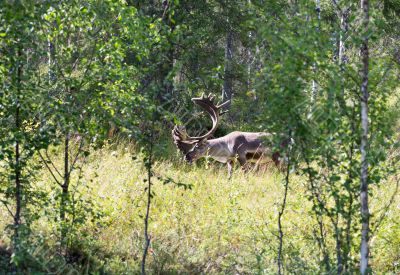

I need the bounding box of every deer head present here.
[172,93,229,162]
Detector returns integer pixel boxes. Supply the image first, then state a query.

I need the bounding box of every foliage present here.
[0,0,399,273]
[0,144,398,273]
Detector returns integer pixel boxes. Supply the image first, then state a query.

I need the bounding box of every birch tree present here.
[222,30,233,110]
[359,0,370,272]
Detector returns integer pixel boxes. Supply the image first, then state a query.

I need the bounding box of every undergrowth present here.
[0,143,399,274]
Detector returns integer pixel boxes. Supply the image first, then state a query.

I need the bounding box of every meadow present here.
[1,142,398,274]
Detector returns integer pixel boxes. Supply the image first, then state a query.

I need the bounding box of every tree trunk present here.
[246,0,254,98]
[277,143,291,275]
[334,218,343,274]
[60,133,70,251]
[13,48,23,256]
[48,40,55,83]
[311,0,321,104]
[336,3,350,103]
[359,0,370,273]
[338,9,349,65]
[141,124,154,275]
[247,39,252,95]
[222,30,233,110]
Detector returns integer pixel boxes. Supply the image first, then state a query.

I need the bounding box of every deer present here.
[172,94,289,178]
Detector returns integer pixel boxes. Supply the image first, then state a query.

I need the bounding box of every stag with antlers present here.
[172,94,287,178]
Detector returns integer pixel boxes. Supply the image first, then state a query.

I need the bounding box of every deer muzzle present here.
[184,153,193,163]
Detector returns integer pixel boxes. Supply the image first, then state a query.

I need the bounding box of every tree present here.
[0,1,52,269]
[359,0,370,272]
[252,0,399,273]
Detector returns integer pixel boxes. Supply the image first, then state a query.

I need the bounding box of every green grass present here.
[1,143,399,274]
[78,145,319,274]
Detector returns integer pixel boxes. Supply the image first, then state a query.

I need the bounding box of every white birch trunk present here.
[311,0,321,104]
[360,0,370,273]
[222,30,233,110]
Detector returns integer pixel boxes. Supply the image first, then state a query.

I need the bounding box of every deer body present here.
[172,94,285,177]
[186,132,270,162]
[184,131,275,177]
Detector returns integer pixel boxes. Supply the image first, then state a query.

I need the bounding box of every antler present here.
[171,94,230,154]
[186,93,230,140]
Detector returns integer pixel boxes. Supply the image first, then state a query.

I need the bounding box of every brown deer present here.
[172,94,286,177]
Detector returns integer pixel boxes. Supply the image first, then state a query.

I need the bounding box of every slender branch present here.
[277,134,292,275]
[13,48,23,264]
[38,151,62,187]
[1,200,15,219]
[141,118,155,275]
[45,149,63,178]
[344,118,356,270]
[68,137,84,175]
[333,213,343,274]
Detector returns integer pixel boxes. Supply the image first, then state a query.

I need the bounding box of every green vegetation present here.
[0,143,398,273]
[1,0,399,274]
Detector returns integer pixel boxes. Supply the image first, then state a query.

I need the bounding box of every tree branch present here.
[38,151,62,187]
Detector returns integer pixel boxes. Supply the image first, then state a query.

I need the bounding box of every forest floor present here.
[0,143,399,274]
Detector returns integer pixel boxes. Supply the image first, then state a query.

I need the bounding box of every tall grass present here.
[0,142,399,274]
